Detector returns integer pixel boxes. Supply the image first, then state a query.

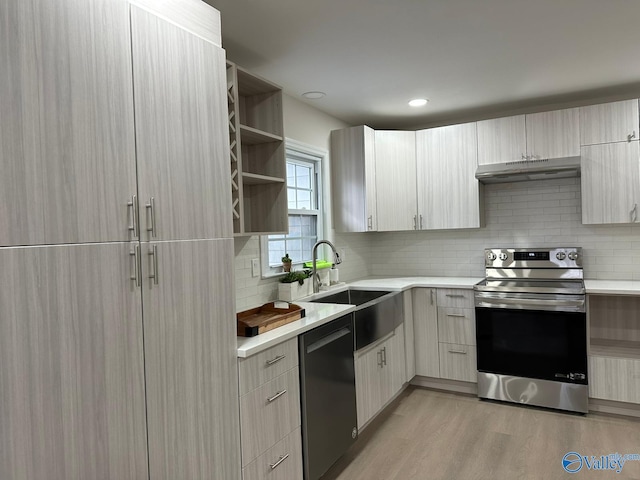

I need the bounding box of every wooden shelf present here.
[236,66,280,96]
[242,172,285,185]
[590,338,640,360]
[240,125,283,145]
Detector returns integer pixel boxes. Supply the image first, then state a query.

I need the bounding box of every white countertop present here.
[236,302,356,358]
[584,280,640,295]
[346,276,483,291]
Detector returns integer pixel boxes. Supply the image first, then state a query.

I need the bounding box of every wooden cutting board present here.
[237,302,305,337]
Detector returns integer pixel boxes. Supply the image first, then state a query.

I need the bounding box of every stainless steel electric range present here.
[474,247,588,414]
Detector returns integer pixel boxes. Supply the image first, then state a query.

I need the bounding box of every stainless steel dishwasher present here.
[299,313,357,480]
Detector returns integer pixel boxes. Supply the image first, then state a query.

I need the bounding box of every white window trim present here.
[260,138,328,278]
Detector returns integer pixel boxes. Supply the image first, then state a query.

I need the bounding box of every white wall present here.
[370,177,640,280]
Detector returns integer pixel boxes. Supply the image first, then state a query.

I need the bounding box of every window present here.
[261,141,325,275]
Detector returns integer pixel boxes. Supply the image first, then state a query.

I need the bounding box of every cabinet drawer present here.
[439,343,477,383]
[436,289,474,308]
[589,356,640,404]
[437,307,475,345]
[240,368,301,466]
[242,427,303,480]
[239,338,298,396]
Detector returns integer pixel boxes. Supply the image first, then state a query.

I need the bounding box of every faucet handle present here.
[334,251,343,265]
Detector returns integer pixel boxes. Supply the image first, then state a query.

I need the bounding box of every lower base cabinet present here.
[589,355,640,404]
[438,343,477,382]
[354,324,406,428]
[242,428,303,480]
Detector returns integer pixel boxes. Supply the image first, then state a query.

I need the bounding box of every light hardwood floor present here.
[323,387,640,480]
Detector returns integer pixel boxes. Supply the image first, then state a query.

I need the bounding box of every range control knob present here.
[498,252,508,261]
[568,251,579,261]
[556,252,566,260]
[487,252,497,261]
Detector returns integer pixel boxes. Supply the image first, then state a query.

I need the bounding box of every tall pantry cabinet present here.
[0,1,240,480]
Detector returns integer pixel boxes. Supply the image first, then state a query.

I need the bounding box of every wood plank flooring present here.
[323,386,640,480]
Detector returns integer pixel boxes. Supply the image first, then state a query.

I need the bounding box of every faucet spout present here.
[311,240,341,293]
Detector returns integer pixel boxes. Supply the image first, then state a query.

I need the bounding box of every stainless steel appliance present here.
[474,247,588,413]
[299,314,357,480]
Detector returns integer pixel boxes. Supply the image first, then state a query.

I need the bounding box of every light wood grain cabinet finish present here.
[413,288,440,378]
[374,131,417,231]
[437,307,476,346]
[239,368,301,467]
[477,115,527,165]
[131,6,232,241]
[141,239,241,480]
[436,288,475,308]
[439,343,477,383]
[525,108,580,160]
[579,99,639,146]
[581,142,640,224]
[403,290,416,380]
[416,123,483,230]
[331,125,377,232]
[238,338,298,396]
[0,243,148,480]
[242,427,303,480]
[589,356,640,404]
[0,0,137,246]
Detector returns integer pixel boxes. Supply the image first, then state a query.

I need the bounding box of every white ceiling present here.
[206,0,640,129]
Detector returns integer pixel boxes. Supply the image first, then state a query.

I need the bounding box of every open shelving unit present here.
[226,61,288,236]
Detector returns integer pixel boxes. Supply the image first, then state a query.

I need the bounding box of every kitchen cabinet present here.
[0,243,148,480]
[416,123,483,230]
[437,307,476,345]
[374,131,418,231]
[438,343,478,383]
[413,288,440,378]
[579,99,639,146]
[477,108,580,164]
[403,290,416,381]
[581,142,640,224]
[331,125,378,232]
[241,428,303,480]
[354,324,406,428]
[0,0,137,246]
[436,289,476,382]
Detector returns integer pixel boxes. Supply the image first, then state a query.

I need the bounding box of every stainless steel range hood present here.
[475,156,581,184]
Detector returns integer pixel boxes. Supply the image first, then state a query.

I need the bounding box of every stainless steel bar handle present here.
[127,195,139,238]
[148,245,159,285]
[445,294,465,298]
[377,350,383,368]
[269,454,290,470]
[129,245,141,287]
[381,346,387,366]
[267,389,287,403]
[367,215,373,230]
[448,350,467,355]
[266,355,286,366]
[632,203,638,223]
[628,131,636,142]
[430,289,434,305]
[446,313,466,318]
[419,214,423,230]
[146,197,157,238]
[413,215,417,230]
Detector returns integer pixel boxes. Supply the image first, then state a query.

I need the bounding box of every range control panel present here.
[485,247,582,268]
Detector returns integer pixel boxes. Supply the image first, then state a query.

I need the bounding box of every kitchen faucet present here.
[311,240,342,293]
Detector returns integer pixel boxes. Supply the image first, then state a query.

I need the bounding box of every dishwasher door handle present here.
[306,327,351,354]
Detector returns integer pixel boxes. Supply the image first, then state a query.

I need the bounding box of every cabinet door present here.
[580,100,639,146]
[141,239,241,480]
[413,288,440,378]
[477,115,527,165]
[131,6,232,241]
[0,243,148,480]
[589,356,640,404]
[416,123,482,230]
[374,131,417,231]
[403,291,416,380]
[0,0,137,246]
[385,325,407,401]
[581,142,640,224]
[354,344,384,428]
[526,108,580,159]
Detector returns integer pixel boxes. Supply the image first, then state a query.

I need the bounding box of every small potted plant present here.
[281,253,292,272]
[278,269,312,301]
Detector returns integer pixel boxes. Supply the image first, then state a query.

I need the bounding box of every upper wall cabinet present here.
[416,123,483,230]
[374,131,417,231]
[477,108,580,165]
[331,126,378,232]
[0,0,137,247]
[226,63,287,236]
[579,99,639,146]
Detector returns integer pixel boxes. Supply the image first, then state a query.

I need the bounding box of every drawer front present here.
[242,427,303,480]
[436,288,474,308]
[239,338,299,396]
[439,343,477,383]
[437,307,476,345]
[589,356,640,404]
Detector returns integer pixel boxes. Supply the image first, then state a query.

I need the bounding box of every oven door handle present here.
[475,293,585,313]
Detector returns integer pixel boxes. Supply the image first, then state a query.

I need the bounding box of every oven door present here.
[475,292,587,385]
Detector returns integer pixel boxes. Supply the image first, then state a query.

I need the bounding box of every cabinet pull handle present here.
[377,350,383,368]
[430,289,434,305]
[628,131,636,142]
[413,215,417,230]
[521,153,526,160]
[446,313,466,318]
[129,245,141,287]
[367,215,373,230]
[269,453,290,470]
[267,389,287,403]
[448,349,467,355]
[381,346,387,366]
[266,355,286,366]
[419,214,423,230]
[148,245,159,285]
[632,203,638,223]
[146,197,157,238]
[127,195,139,238]
[445,294,465,298]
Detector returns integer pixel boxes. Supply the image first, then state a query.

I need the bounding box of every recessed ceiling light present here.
[302,91,326,100]
[408,98,429,107]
